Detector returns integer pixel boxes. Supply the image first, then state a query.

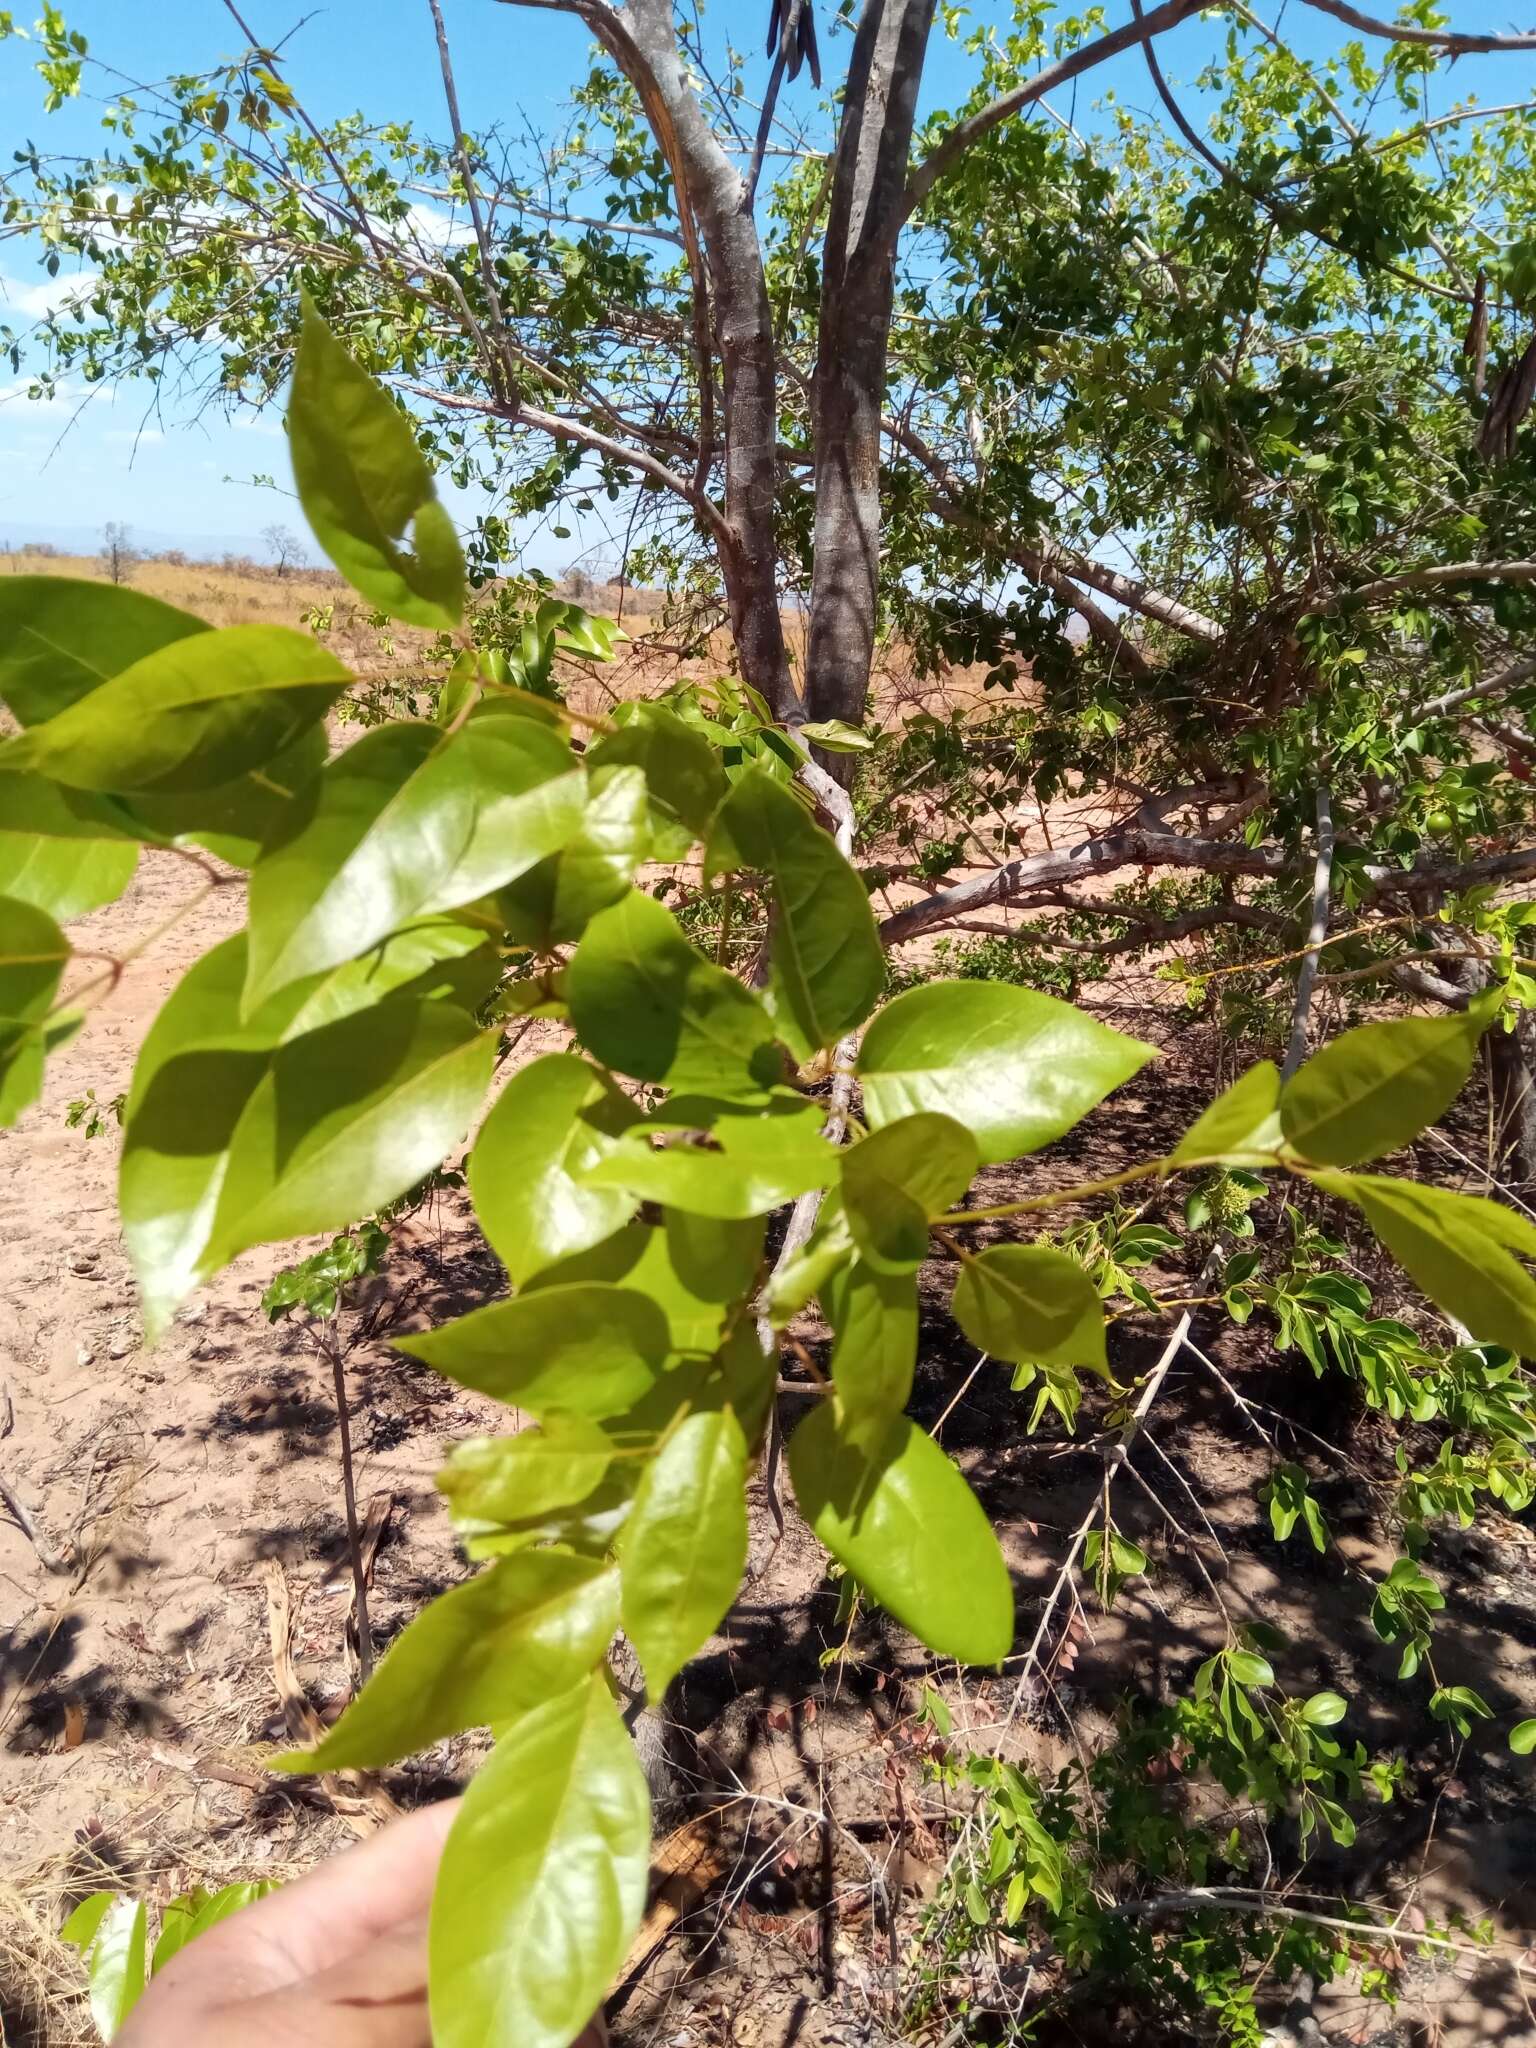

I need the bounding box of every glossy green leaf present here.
[429,1676,649,2048]
[1,625,348,794]
[116,724,329,869]
[245,716,582,1006]
[0,894,68,1130]
[0,575,206,726]
[568,888,784,1099]
[206,994,492,1275]
[289,295,464,628]
[859,982,1155,1166]
[1300,1691,1348,1727]
[1173,1061,1283,1165]
[788,1401,1013,1663]
[586,701,727,848]
[1312,1170,1536,1355]
[438,1421,616,1524]
[1282,1002,1496,1166]
[1510,1718,1536,1755]
[798,719,874,753]
[622,1409,748,1698]
[0,772,138,920]
[764,1191,856,1327]
[398,1282,671,1417]
[1227,1649,1274,1686]
[704,768,883,1059]
[81,1897,147,2041]
[841,1112,976,1271]
[279,1550,618,1771]
[825,1257,919,1446]
[951,1245,1108,1370]
[550,765,651,939]
[470,1052,641,1284]
[581,1096,837,1218]
[527,1212,765,1355]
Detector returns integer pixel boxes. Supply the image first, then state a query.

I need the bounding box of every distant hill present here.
[0,519,276,562]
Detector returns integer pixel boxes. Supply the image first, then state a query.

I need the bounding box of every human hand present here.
[115,1801,605,2048]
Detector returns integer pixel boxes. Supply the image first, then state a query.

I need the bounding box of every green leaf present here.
[469,1052,641,1285]
[1227,1650,1274,1686]
[59,1893,116,1955]
[1509,1718,1536,1755]
[278,1550,618,1771]
[245,716,583,1005]
[116,724,328,869]
[0,772,138,921]
[788,1402,1014,1663]
[764,1192,856,1327]
[825,1258,919,1445]
[82,1897,147,2040]
[622,1409,748,1699]
[568,888,784,1098]
[0,894,68,1129]
[151,1883,275,1973]
[527,1212,764,1355]
[1,626,349,793]
[580,1095,837,1219]
[398,1282,671,1418]
[1314,1170,1536,1355]
[289,294,464,628]
[585,701,727,851]
[704,768,884,1059]
[1173,1062,1283,1165]
[1281,1001,1497,1166]
[841,1112,977,1271]
[1300,1691,1348,1727]
[950,1246,1108,1370]
[0,575,206,726]
[205,993,491,1279]
[429,1677,649,2048]
[550,765,651,940]
[438,1421,616,1524]
[858,982,1155,1166]
[798,719,875,753]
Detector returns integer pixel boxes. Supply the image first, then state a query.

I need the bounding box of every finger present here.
[145,1800,460,2007]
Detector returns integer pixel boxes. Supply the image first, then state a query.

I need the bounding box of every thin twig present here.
[1282,786,1334,1081]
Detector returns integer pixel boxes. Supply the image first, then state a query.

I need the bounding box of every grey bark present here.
[804,0,938,749]
[1281,787,1335,1081]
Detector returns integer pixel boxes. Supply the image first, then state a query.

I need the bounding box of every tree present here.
[99,520,136,585]
[3,318,1536,2046]
[6,1,1536,2036]
[260,521,305,578]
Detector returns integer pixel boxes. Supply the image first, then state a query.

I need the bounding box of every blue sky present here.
[0,3,1528,565]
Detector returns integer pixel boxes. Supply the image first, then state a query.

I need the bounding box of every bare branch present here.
[1281,785,1334,1080]
[1414,652,1536,722]
[1312,560,1536,610]
[1294,0,1536,53]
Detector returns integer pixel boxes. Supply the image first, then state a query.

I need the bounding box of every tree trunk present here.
[805,0,938,756]
[1485,1012,1536,1190]
[617,0,799,722]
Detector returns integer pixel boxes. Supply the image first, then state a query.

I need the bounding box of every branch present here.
[1311,560,1536,611]
[877,820,1536,949]
[1295,0,1536,53]
[1281,786,1334,1080]
[1414,652,1536,722]
[397,380,732,546]
[904,0,1205,225]
[426,0,519,407]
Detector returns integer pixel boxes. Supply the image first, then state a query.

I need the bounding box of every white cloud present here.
[104,426,164,446]
[389,202,476,250]
[0,267,100,323]
[230,414,284,438]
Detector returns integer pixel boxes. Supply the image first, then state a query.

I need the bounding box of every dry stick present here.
[1282,786,1335,1082]
[315,1326,375,1689]
[1004,1279,1205,1728]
